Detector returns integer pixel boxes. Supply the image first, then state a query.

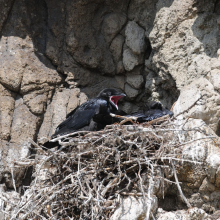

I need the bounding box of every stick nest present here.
[6,116,214,219]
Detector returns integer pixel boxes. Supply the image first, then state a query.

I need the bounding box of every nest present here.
[3,116,216,220]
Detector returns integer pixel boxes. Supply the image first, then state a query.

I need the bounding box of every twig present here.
[110,113,138,125]
[160,157,202,164]
[142,115,170,126]
[176,136,216,147]
[174,94,205,118]
[5,116,214,219]
[110,113,138,121]
[171,161,192,208]
[10,166,17,192]
[145,158,154,220]
[50,131,91,142]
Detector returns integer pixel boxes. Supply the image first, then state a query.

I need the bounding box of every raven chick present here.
[93,101,173,124]
[127,101,173,123]
[43,88,125,149]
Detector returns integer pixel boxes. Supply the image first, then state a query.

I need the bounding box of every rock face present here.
[173,77,220,133]
[125,21,146,55]
[1,0,220,219]
[156,207,212,220]
[111,196,158,220]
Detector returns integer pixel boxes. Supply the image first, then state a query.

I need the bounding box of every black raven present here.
[127,101,173,123]
[93,101,173,124]
[43,88,125,149]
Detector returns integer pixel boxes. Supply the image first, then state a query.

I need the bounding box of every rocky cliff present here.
[1,0,220,219]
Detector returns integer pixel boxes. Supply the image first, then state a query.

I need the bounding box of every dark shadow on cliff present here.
[0,0,175,77]
[191,0,220,58]
[0,0,180,119]
[0,0,180,127]
[0,0,62,71]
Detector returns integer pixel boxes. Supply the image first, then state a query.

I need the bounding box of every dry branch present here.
[171,161,192,208]
[3,117,214,220]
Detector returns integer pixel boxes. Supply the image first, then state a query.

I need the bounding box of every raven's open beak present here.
[110,93,126,110]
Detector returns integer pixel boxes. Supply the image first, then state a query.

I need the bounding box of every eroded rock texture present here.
[1,0,220,219]
[0,0,160,145]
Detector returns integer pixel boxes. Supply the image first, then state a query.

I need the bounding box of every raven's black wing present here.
[129,109,172,122]
[52,98,107,137]
[112,102,173,123]
[93,109,127,125]
[146,101,163,110]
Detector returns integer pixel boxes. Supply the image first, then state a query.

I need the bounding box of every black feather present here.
[43,88,125,149]
[93,101,173,125]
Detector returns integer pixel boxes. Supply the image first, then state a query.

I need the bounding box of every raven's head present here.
[97,88,126,110]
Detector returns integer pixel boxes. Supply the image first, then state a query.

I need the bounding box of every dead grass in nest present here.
[6,116,216,220]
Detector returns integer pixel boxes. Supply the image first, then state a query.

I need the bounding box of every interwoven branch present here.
[3,117,214,220]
